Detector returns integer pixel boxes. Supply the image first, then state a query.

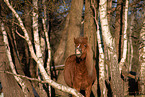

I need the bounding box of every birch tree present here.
[96,20,107,97]
[32,0,48,96]
[119,0,128,73]
[139,18,145,94]
[3,0,84,96]
[0,21,26,97]
[99,0,124,96]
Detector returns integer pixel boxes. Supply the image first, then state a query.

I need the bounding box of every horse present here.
[64,37,96,97]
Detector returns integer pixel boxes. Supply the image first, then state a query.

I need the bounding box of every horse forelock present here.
[74,37,88,44]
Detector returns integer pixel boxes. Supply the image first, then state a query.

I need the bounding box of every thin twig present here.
[15,28,25,39]
[0,70,48,84]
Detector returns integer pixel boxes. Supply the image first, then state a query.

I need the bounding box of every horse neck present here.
[85,46,94,76]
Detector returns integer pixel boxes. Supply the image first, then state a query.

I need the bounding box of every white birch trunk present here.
[128,14,135,71]
[42,0,51,96]
[97,26,107,97]
[122,1,129,95]
[119,0,129,73]
[99,0,124,96]
[0,21,28,97]
[33,0,42,59]
[139,18,145,94]
[42,0,51,79]
[4,0,84,96]
[32,0,43,65]
[92,2,107,95]
[32,1,47,96]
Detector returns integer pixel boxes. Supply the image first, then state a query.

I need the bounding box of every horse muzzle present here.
[75,48,82,57]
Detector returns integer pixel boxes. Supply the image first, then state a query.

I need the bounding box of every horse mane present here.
[85,43,94,76]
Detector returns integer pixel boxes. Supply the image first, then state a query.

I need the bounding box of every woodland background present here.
[0,0,144,97]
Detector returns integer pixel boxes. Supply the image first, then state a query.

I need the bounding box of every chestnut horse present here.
[64,37,96,97]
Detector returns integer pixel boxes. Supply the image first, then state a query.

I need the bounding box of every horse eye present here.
[84,44,87,47]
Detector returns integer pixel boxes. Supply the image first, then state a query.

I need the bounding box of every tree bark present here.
[0,21,26,97]
[139,18,145,94]
[99,0,124,96]
[0,24,24,97]
[53,14,70,65]
[96,22,107,97]
[65,0,84,58]
[114,0,123,59]
[84,0,96,55]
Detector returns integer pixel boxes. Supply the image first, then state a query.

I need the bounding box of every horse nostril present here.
[76,49,81,54]
[75,48,82,57]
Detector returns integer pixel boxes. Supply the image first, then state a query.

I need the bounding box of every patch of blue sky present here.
[57,4,70,13]
[6,10,23,19]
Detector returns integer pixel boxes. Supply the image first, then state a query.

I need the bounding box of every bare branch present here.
[0,71,48,84]
[15,28,25,39]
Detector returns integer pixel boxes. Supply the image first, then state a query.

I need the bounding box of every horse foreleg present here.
[72,83,81,97]
[72,87,81,97]
[85,85,92,97]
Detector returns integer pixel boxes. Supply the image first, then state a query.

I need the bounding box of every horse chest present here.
[73,62,92,88]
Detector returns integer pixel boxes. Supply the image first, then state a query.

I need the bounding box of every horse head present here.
[74,37,88,58]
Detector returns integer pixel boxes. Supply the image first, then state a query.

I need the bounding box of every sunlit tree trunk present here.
[96,22,107,97]
[23,1,41,96]
[84,0,96,55]
[0,22,25,97]
[128,13,135,71]
[119,0,128,96]
[107,0,112,26]
[42,0,52,96]
[7,5,35,96]
[6,27,34,97]
[114,0,123,59]
[119,0,128,73]
[99,0,124,96]
[23,0,36,78]
[32,0,48,96]
[84,1,98,96]
[139,18,145,94]
[65,0,84,58]
[1,21,28,96]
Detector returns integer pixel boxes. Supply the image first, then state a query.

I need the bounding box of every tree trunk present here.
[32,0,48,96]
[114,0,123,59]
[84,0,96,55]
[0,22,25,97]
[56,0,84,96]
[139,18,145,94]
[53,14,70,65]
[65,0,84,58]
[97,24,107,97]
[6,27,34,97]
[99,0,124,96]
